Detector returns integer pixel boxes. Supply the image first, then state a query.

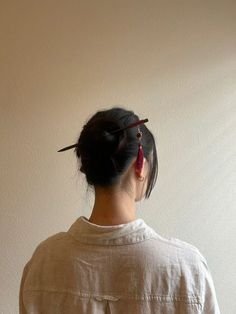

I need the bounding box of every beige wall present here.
[1,1,236,313]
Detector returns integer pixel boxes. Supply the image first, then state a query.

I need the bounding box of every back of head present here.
[74,106,158,199]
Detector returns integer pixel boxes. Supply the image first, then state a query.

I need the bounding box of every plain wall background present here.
[1,1,235,313]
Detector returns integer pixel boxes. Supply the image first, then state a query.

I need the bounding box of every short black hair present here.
[74,106,158,199]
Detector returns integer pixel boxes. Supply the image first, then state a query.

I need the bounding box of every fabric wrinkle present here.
[19,215,220,313]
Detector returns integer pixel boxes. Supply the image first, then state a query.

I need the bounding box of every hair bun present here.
[96,128,119,156]
[81,120,121,158]
[101,130,116,143]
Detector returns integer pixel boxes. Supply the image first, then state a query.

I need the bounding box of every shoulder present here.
[21,232,69,279]
[142,228,208,269]
[150,233,210,281]
[170,238,208,268]
[168,236,207,264]
[26,231,70,264]
[35,232,68,250]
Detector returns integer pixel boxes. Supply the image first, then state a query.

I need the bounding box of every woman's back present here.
[19,216,220,313]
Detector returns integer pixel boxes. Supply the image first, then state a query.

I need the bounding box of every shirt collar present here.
[67,216,158,245]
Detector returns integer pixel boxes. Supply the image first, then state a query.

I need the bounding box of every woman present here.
[19,106,220,313]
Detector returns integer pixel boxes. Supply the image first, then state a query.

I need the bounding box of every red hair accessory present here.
[135,126,144,178]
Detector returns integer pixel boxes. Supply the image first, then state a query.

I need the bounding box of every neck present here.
[88,187,137,226]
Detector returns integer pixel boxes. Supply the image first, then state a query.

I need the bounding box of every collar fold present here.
[67,216,158,245]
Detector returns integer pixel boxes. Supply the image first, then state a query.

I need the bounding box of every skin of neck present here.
[88,157,149,226]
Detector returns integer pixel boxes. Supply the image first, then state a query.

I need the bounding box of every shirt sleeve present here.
[199,255,221,314]
[19,262,30,314]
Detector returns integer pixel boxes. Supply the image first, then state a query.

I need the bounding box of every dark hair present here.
[74,106,158,199]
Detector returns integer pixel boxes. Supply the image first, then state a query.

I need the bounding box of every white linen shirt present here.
[19,216,220,313]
